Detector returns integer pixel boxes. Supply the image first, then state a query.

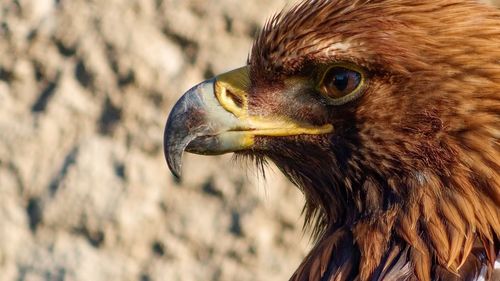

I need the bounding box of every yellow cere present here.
[215,66,250,118]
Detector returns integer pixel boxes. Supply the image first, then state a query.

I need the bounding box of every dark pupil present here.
[333,72,349,92]
[325,67,361,96]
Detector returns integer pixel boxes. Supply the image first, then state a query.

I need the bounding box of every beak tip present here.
[164,121,184,181]
[167,158,182,180]
[164,136,184,181]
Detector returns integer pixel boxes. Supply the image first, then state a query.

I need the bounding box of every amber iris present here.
[320,66,362,100]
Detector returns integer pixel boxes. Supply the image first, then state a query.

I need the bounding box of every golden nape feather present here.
[164,0,500,280]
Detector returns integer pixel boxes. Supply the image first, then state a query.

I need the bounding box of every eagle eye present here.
[318,65,364,105]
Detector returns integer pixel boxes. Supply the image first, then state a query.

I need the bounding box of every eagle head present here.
[164,0,500,280]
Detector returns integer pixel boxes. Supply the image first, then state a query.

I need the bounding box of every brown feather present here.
[246,0,500,280]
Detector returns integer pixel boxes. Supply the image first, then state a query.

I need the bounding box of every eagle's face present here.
[166,0,498,213]
[164,1,499,279]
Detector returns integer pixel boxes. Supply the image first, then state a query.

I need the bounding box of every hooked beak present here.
[163,66,333,178]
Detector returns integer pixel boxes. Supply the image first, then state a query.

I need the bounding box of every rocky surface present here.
[0,0,311,280]
[0,1,498,281]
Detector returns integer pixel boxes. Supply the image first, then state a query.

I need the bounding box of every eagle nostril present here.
[226,88,244,109]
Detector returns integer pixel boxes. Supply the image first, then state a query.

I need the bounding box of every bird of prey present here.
[164,0,500,280]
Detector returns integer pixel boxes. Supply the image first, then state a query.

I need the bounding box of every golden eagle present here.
[164,0,500,280]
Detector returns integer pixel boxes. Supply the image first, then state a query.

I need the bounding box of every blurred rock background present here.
[0,1,498,281]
